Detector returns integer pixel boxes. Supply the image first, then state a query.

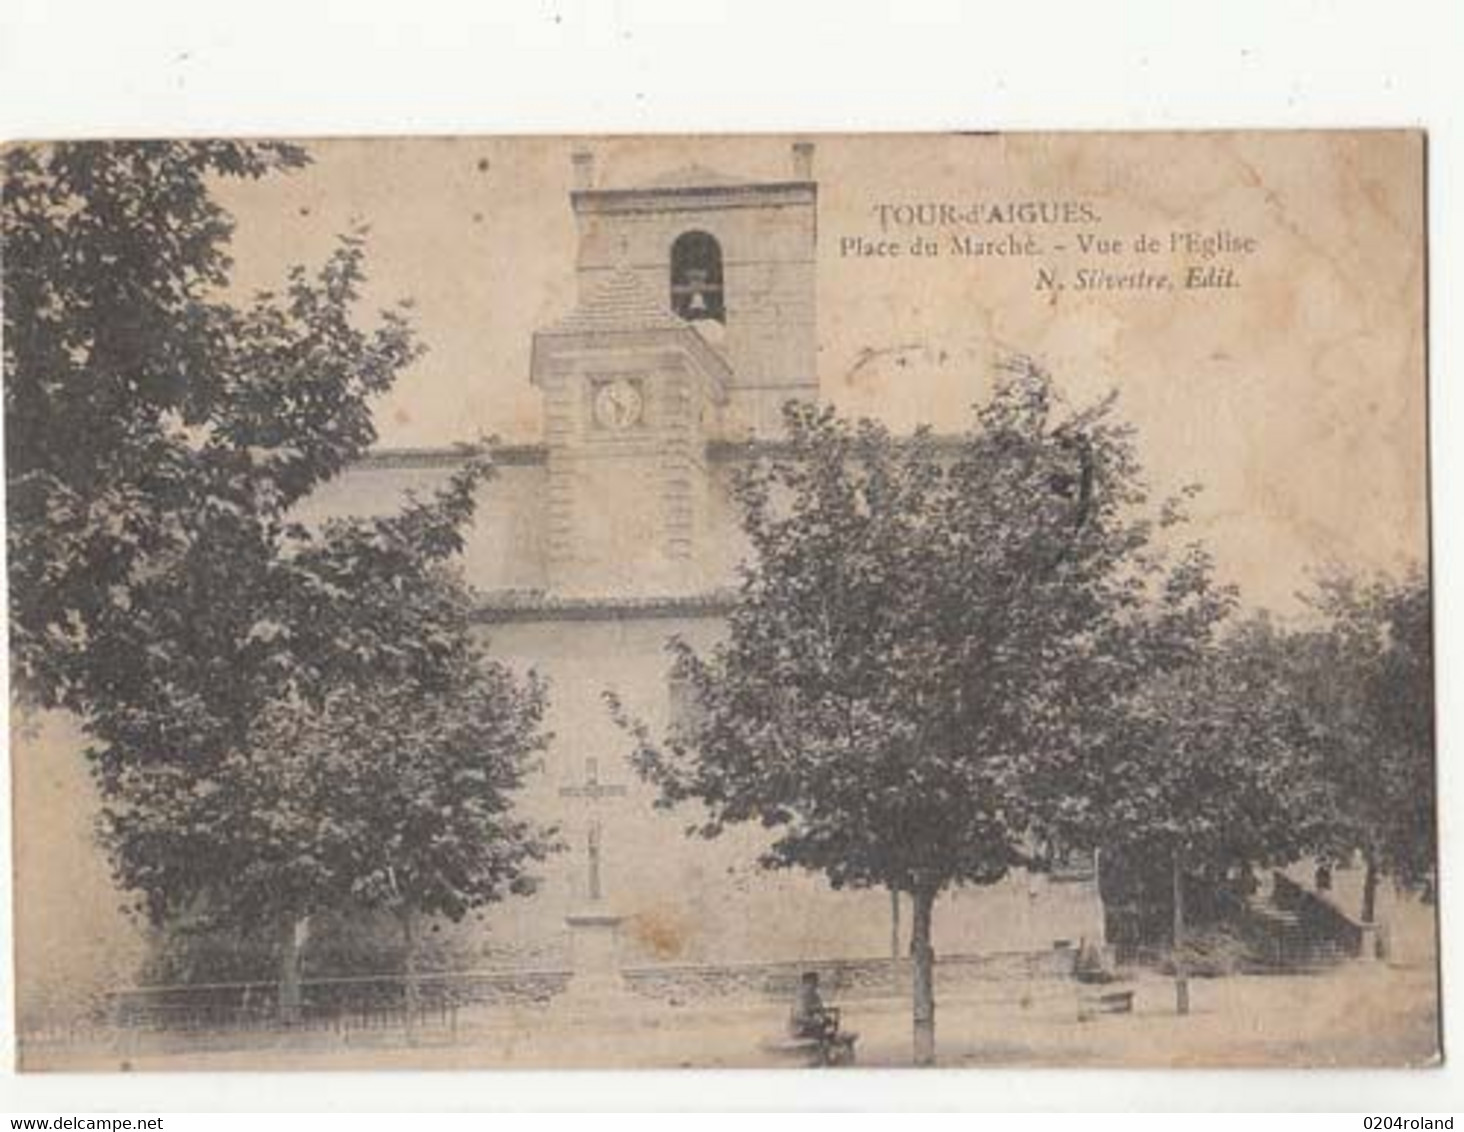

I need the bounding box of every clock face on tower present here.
[592,378,645,430]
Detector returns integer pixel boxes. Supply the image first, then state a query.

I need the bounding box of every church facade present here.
[300,144,1105,976]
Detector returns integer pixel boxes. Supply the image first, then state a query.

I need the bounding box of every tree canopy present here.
[4,141,416,709]
[618,361,1232,1062]
[1286,568,1435,920]
[4,142,556,1014]
[1069,612,1323,868]
[92,462,555,924]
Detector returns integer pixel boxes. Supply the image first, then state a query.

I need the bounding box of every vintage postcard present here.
[4,131,1434,1071]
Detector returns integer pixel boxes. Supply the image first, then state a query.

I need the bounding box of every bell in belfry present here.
[685,268,710,316]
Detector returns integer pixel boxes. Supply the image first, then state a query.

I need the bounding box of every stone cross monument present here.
[556,757,634,1011]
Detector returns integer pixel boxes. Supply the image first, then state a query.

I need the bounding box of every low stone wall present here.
[94,948,1077,1034]
[625,948,1076,1005]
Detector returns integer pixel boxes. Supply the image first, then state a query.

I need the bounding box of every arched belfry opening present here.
[670,231,725,324]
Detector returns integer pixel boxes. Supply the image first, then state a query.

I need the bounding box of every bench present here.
[761,1031,858,1067]
[1077,987,1135,1022]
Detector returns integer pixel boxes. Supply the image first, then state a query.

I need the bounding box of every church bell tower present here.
[529,144,818,597]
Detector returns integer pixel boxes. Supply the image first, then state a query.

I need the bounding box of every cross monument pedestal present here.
[559,908,635,1013]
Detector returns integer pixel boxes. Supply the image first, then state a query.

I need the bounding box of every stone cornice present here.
[571,181,816,216]
[348,431,969,472]
[706,433,969,463]
[530,323,734,394]
[472,589,739,625]
[351,444,548,471]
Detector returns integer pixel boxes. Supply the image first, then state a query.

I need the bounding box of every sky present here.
[212,132,1428,615]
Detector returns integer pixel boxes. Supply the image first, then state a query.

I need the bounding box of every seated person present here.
[789,971,839,1042]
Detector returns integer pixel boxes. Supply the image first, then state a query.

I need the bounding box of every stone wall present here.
[96,948,1079,1035]
[623,948,1079,1006]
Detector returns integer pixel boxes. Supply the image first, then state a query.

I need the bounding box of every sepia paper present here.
[4,131,1435,1071]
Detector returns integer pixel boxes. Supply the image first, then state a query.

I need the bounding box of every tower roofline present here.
[570,181,816,216]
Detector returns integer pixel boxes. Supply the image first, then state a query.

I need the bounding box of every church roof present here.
[541,266,688,335]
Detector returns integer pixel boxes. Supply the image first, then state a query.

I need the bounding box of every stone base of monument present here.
[550,909,649,1022]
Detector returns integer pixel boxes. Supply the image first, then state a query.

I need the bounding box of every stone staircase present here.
[1240,897,1346,970]
[1236,873,1366,971]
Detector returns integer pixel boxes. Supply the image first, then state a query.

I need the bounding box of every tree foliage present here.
[94,463,556,934]
[1072,614,1321,871]
[1288,568,1435,914]
[629,362,1225,894]
[4,142,556,997]
[4,141,416,708]
[617,360,1228,1061]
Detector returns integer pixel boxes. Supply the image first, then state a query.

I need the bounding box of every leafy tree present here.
[102,467,556,1018]
[615,361,1221,1064]
[1073,614,1323,1012]
[5,142,556,1019]
[1290,568,1435,925]
[252,656,555,1022]
[93,461,558,1018]
[3,140,414,709]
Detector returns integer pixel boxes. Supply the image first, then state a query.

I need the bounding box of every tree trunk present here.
[1171,852,1189,1016]
[1362,849,1380,925]
[400,905,420,1044]
[278,914,311,1026]
[910,885,938,1066]
[890,888,901,962]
